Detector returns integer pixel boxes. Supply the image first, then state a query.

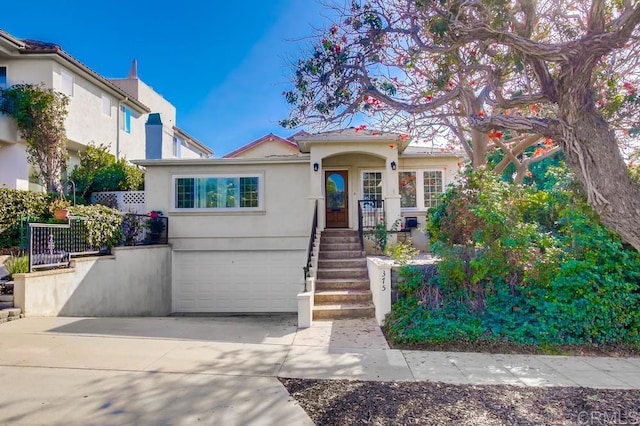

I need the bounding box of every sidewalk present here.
[0,316,638,425]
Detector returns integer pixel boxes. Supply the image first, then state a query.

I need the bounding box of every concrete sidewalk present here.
[0,316,639,425]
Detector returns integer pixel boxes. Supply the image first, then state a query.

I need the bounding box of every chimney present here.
[127,59,138,79]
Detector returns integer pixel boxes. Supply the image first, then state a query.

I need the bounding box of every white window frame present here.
[172,174,265,212]
[120,105,131,134]
[60,69,74,96]
[101,94,111,117]
[172,136,182,158]
[360,169,384,201]
[398,168,446,211]
[0,66,7,89]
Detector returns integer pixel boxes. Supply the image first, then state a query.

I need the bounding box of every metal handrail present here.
[302,200,319,292]
[358,199,385,250]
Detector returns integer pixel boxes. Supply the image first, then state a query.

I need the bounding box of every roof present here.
[135,155,310,167]
[0,29,150,113]
[223,133,299,158]
[173,126,214,157]
[294,127,413,153]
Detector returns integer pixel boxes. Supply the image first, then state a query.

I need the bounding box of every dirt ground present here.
[281,378,640,425]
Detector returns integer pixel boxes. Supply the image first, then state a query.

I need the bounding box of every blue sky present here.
[1,1,334,156]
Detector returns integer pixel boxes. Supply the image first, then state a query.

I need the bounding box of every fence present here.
[27,214,169,272]
[91,191,145,214]
[28,218,102,272]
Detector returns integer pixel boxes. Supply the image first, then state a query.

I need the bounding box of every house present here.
[222,132,306,158]
[0,29,212,191]
[138,128,464,314]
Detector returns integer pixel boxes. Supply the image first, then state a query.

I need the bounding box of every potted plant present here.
[50,197,71,220]
[145,210,166,244]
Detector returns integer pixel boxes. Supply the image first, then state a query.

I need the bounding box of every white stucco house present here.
[137,129,464,315]
[0,29,212,191]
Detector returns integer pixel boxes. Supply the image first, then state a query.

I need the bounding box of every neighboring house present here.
[0,29,212,190]
[222,132,307,158]
[138,128,464,314]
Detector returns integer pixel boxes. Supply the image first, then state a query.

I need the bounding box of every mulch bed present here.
[281,378,640,425]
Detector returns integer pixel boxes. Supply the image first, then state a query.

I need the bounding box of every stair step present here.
[320,243,362,251]
[317,268,368,279]
[318,258,367,269]
[314,289,372,303]
[319,250,366,259]
[315,278,370,290]
[320,236,361,244]
[313,303,376,319]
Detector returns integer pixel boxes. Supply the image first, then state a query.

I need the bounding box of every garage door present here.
[173,250,303,313]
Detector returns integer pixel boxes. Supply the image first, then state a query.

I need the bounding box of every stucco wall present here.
[145,161,311,251]
[13,245,172,317]
[0,142,29,189]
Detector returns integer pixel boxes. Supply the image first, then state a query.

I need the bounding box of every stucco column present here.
[385,151,401,230]
[309,154,325,230]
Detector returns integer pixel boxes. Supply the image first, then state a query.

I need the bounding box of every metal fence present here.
[121,213,169,246]
[28,219,102,272]
[26,214,169,272]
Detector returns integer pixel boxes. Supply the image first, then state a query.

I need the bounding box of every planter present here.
[54,209,69,220]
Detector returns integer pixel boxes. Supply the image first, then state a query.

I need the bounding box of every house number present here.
[381,270,387,292]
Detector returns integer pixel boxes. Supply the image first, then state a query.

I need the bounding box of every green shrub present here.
[384,240,419,265]
[0,188,48,247]
[3,255,29,279]
[386,164,640,348]
[68,204,123,247]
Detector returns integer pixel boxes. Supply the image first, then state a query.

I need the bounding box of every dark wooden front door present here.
[325,170,349,228]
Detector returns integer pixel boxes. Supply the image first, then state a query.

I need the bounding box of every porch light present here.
[390,161,397,170]
[313,162,319,172]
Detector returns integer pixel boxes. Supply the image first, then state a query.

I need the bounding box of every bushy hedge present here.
[0,188,48,247]
[68,204,123,247]
[385,166,640,348]
[0,189,123,249]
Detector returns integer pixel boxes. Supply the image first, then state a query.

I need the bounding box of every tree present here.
[0,84,69,194]
[70,142,144,200]
[282,0,640,251]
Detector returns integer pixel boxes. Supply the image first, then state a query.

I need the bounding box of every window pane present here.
[240,177,258,207]
[0,67,6,89]
[362,172,382,200]
[175,178,194,208]
[176,176,261,210]
[423,171,443,208]
[399,171,417,208]
[124,107,131,133]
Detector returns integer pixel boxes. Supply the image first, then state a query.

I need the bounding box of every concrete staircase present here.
[314,229,375,319]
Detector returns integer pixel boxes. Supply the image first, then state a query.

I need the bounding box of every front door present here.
[325,170,349,228]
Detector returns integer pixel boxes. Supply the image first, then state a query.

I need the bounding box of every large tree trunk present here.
[556,107,640,252]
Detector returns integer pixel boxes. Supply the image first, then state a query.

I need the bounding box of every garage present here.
[172,250,304,313]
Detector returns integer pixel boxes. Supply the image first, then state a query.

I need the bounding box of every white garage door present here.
[173,250,303,313]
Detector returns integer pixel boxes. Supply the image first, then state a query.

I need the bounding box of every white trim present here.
[101,93,112,117]
[60,68,74,96]
[397,168,446,212]
[171,173,265,212]
[360,169,385,201]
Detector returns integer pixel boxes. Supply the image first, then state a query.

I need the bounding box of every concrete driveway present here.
[0,316,315,426]
[1,316,639,425]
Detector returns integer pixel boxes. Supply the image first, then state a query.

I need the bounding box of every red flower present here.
[487,129,503,139]
[623,82,636,95]
[425,95,433,101]
[149,211,160,219]
[355,124,367,132]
